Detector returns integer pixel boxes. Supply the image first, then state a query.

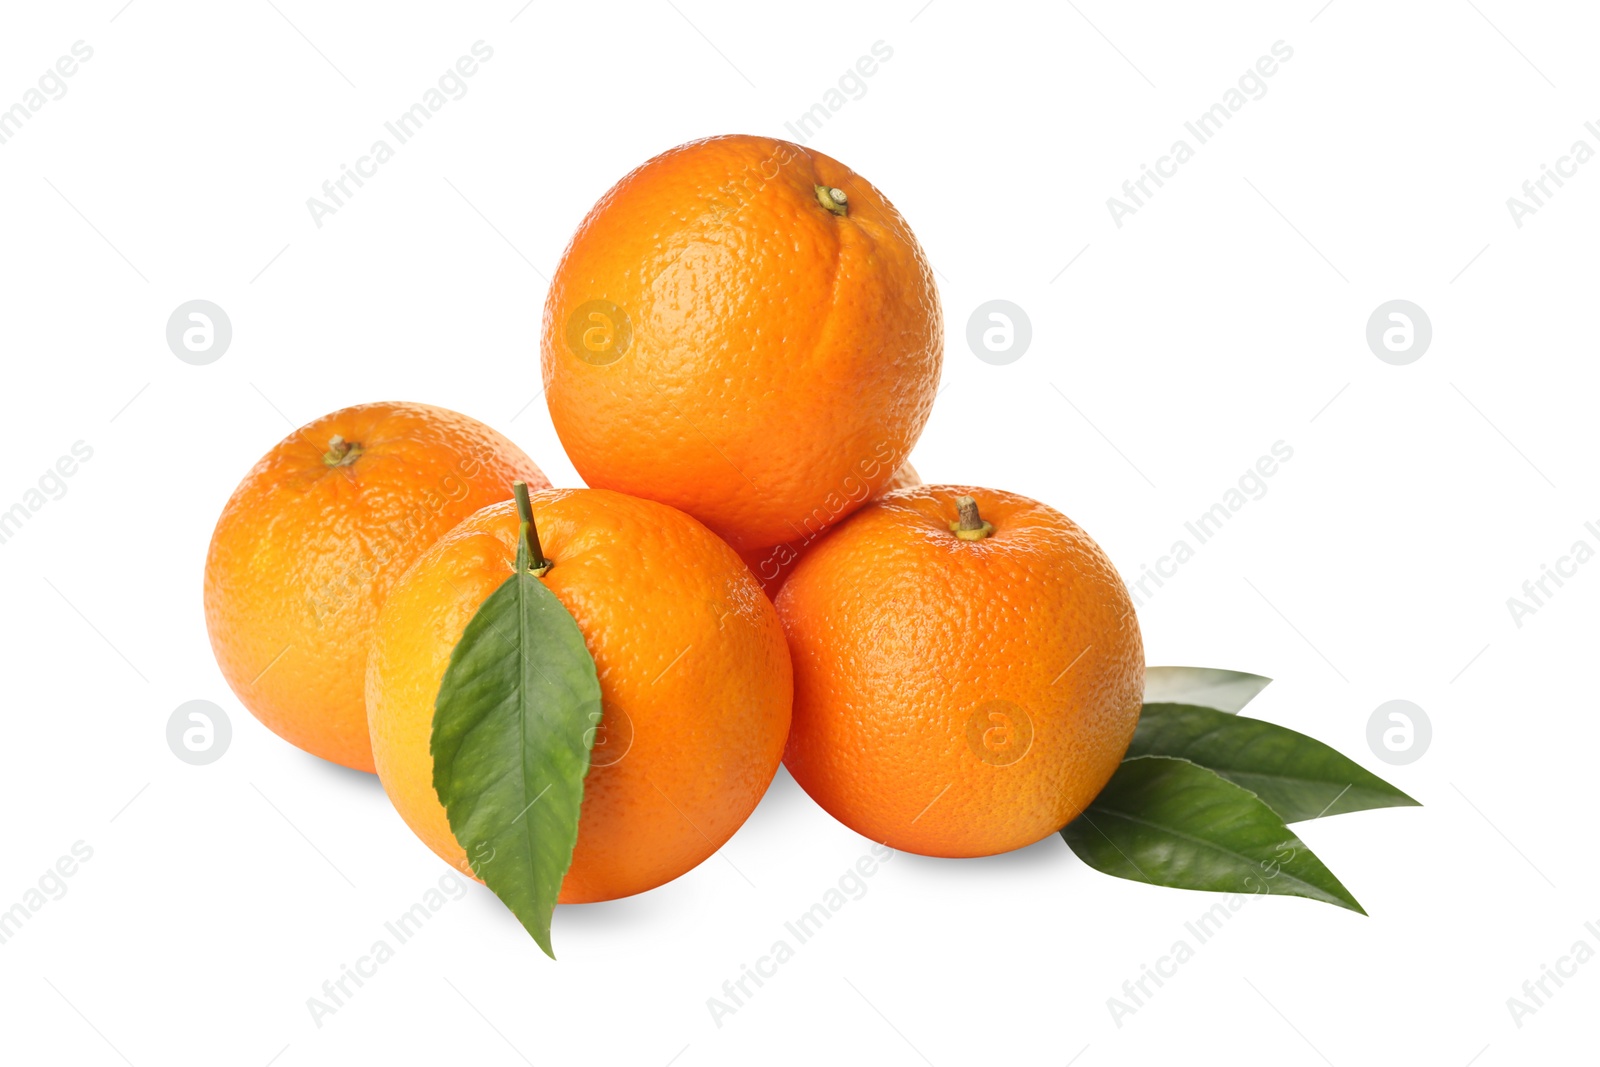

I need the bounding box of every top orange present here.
[541,134,943,554]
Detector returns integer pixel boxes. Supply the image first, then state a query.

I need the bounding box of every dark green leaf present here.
[1062,756,1365,913]
[1129,703,1419,823]
[1143,666,1271,713]
[431,562,601,958]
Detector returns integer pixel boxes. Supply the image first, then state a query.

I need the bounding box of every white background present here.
[1,1,1595,1063]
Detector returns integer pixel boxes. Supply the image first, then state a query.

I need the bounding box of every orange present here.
[740,460,921,597]
[541,134,942,555]
[366,488,793,903]
[775,485,1144,858]
[203,401,547,773]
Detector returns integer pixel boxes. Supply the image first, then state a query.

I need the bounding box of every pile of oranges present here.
[204,135,1144,915]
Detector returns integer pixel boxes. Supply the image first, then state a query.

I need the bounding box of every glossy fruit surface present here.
[367,488,793,903]
[204,401,547,772]
[541,134,942,554]
[776,485,1144,858]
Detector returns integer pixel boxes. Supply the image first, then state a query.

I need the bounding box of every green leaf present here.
[1062,756,1365,913]
[1143,665,1271,713]
[1129,703,1419,823]
[431,522,601,959]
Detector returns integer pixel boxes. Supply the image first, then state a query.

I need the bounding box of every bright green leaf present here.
[431,530,601,959]
[1062,756,1365,913]
[1129,703,1419,823]
[1143,665,1271,713]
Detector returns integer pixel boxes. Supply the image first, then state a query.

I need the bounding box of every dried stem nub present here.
[814,184,849,217]
[323,435,363,467]
[950,495,994,541]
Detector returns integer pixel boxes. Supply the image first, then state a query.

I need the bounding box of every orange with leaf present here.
[366,485,791,953]
[775,485,1419,912]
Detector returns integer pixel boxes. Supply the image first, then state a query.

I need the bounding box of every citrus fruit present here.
[203,401,548,773]
[775,485,1144,858]
[741,460,922,597]
[540,134,943,554]
[366,487,793,903]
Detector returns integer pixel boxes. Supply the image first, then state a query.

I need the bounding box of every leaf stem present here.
[512,482,551,575]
